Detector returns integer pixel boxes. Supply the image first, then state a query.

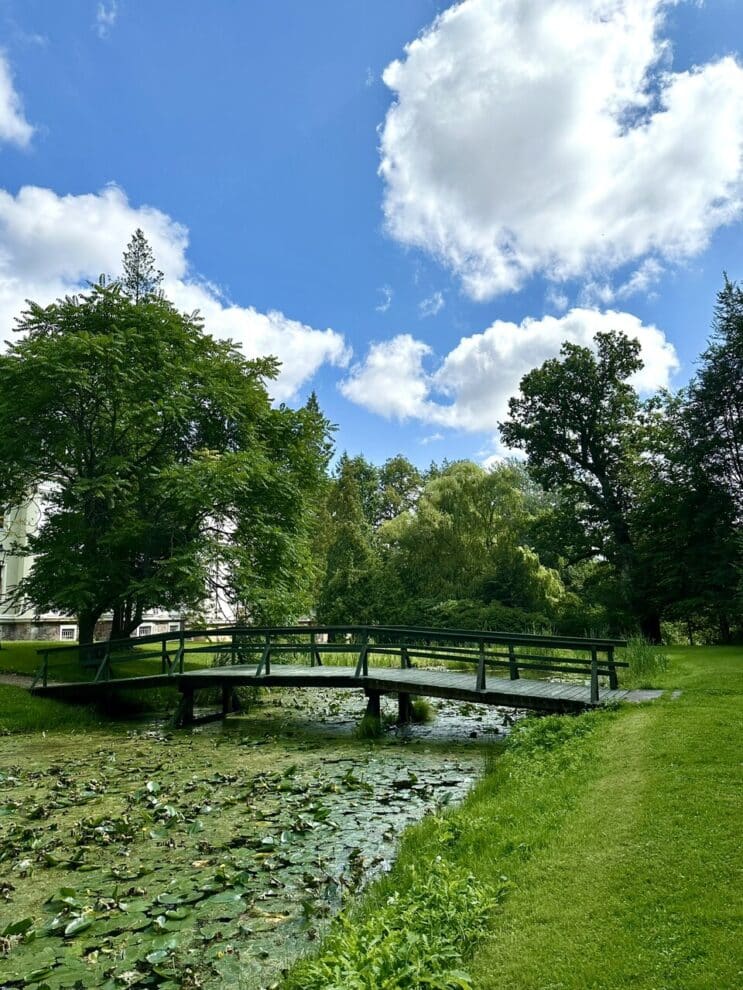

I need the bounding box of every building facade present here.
[0,498,186,643]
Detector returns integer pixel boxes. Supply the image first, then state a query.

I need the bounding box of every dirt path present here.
[0,672,34,687]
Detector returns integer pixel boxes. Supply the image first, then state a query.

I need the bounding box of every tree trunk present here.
[639,611,662,644]
[718,612,732,644]
[109,601,144,640]
[78,611,99,646]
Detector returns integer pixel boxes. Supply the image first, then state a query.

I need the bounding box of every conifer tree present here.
[121,228,164,303]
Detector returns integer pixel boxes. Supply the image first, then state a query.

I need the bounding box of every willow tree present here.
[0,239,331,643]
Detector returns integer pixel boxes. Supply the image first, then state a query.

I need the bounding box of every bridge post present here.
[398,692,413,725]
[477,641,487,691]
[310,630,323,667]
[590,649,599,704]
[354,631,369,678]
[365,689,381,720]
[175,684,194,727]
[508,643,520,680]
[607,646,618,690]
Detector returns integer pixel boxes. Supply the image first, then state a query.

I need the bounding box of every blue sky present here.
[0,0,742,468]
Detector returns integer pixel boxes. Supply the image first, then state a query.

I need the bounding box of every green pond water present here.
[0,688,516,989]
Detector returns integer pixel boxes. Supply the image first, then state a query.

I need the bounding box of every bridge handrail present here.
[33,623,628,699]
[36,622,627,655]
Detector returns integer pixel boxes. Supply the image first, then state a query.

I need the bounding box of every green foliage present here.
[286,649,743,990]
[121,227,163,303]
[400,598,550,635]
[410,696,435,724]
[500,331,661,636]
[285,858,496,990]
[355,712,384,739]
[687,275,743,519]
[0,236,332,640]
[505,711,604,776]
[318,464,381,624]
[622,637,669,688]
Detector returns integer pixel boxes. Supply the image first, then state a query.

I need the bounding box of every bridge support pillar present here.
[221,683,233,717]
[365,690,381,720]
[397,692,413,725]
[175,685,194,727]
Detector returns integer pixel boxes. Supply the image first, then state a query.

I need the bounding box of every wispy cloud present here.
[545,286,569,313]
[375,284,393,313]
[0,54,34,148]
[95,2,119,39]
[418,290,444,318]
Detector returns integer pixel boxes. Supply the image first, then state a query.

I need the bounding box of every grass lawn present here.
[286,645,743,989]
[0,641,193,732]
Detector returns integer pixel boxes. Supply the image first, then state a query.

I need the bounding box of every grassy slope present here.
[286,646,743,989]
[469,646,742,989]
[0,641,183,732]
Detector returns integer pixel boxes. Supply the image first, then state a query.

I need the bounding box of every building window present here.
[137,625,153,638]
[169,623,180,632]
[60,625,78,642]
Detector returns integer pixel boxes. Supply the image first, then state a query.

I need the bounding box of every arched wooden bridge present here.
[31,625,634,724]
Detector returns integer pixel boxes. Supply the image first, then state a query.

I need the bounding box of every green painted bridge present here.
[31,625,639,723]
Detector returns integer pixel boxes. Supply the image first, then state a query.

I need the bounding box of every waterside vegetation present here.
[285,646,743,989]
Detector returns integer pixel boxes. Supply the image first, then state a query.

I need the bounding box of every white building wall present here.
[0,496,198,642]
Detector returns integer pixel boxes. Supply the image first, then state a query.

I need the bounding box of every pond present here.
[0,688,518,989]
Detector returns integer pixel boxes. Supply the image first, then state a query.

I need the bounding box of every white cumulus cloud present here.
[340,308,678,435]
[380,0,743,299]
[339,334,433,420]
[0,53,33,147]
[0,185,350,401]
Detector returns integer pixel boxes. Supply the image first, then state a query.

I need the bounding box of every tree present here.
[686,275,743,518]
[122,228,163,303]
[378,460,563,616]
[499,331,661,639]
[0,239,331,643]
[377,455,423,524]
[317,462,380,624]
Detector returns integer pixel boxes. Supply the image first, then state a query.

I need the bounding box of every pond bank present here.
[284,646,743,990]
[0,686,514,988]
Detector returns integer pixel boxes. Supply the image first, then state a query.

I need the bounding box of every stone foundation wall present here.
[0,621,67,642]
[0,618,182,643]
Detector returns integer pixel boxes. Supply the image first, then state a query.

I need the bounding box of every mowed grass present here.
[0,641,189,732]
[285,646,743,989]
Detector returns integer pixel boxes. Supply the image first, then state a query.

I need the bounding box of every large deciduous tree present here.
[0,238,331,643]
[499,331,661,640]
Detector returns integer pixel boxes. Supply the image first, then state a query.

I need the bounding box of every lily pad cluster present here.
[0,691,486,988]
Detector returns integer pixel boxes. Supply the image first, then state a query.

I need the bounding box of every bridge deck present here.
[34,663,634,714]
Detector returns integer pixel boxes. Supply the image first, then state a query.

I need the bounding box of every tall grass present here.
[622,637,669,689]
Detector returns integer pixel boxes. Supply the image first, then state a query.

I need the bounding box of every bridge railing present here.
[33,624,627,701]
